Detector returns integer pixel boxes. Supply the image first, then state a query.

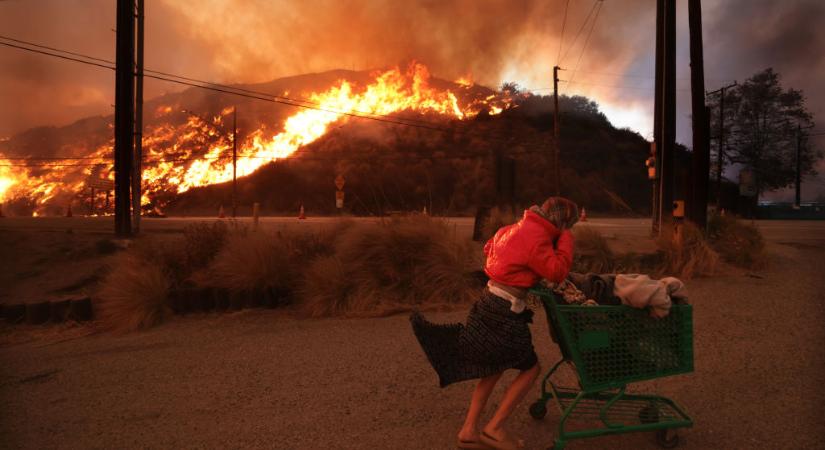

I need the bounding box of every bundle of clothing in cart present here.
[545,272,689,318]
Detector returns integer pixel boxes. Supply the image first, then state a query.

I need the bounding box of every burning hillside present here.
[0,63,511,216]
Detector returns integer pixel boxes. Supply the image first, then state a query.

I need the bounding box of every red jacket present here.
[484,210,575,288]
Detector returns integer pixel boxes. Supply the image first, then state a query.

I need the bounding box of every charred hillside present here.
[167,94,676,216]
[1,65,689,217]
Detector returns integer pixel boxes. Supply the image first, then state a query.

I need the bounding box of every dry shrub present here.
[656,221,719,279]
[96,252,172,332]
[129,235,188,286]
[298,215,481,317]
[571,225,615,273]
[183,221,229,271]
[198,230,297,294]
[707,215,766,269]
[287,219,354,260]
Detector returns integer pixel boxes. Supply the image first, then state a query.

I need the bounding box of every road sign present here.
[739,167,756,197]
[335,174,345,190]
[86,177,114,190]
[335,190,344,209]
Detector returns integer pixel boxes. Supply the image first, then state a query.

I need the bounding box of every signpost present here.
[87,177,114,215]
[335,175,345,210]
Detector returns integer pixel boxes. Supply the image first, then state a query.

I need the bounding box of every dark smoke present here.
[1,0,822,199]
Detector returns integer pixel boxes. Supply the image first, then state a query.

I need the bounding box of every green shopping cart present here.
[528,286,694,449]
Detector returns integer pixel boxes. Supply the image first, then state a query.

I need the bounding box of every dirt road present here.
[1,220,824,449]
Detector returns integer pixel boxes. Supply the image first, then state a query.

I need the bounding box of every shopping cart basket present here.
[528,286,694,449]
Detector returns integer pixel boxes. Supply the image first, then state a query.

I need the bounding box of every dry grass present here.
[707,215,766,269]
[656,221,719,279]
[297,215,482,317]
[571,226,615,273]
[197,230,297,295]
[183,221,229,272]
[95,252,172,333]
[192,220,354,297]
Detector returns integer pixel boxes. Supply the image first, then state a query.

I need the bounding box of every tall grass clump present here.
[707,214,766,269]
[183,221,229,272]
[298,215,482,317]
[571,226,615,273]
[194,220,355,298]
[197,229,297,296]
[656,221,719,279]
[96,252,172,332]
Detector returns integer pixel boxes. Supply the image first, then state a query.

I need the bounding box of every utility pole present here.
[132,0,144,233]
[232,106,237,218]
[795,124,801,209]
[654,0,676,235]
[114,0,135,236]
[652,0,665,235]
[707,81,737,207]
[688,0,709,229]
[553,65,561,196]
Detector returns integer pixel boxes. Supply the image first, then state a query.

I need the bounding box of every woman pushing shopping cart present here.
[411,196,693,450]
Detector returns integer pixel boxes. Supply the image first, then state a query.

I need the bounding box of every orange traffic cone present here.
[720,208,726,217]
[66,203,73,218]
[579,206,587,222]
[218,205,226,218]
[298,204,306,220]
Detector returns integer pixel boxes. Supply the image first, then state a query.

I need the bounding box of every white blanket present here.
[613,274,687,318]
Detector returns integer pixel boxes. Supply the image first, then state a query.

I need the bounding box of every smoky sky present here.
[1,0,823,191]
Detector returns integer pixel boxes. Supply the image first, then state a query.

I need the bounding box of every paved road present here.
[1,218,824,449]
[2,215,822,241]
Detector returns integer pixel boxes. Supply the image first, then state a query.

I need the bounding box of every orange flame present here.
[0,63,510,215]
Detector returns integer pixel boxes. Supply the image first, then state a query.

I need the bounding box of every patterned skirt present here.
[410,290,538,388]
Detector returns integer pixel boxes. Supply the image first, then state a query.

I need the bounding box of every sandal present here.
[478,431,523,450]
[456,437,493,449]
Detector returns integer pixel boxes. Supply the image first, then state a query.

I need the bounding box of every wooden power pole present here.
[132,0,144,233]
[707,81,736,207]
[553,65,561,196]
[232,106,238,218]
[688,0,709,228]
[654,0,676,234]
[114,0,135,236]
[652,0,664,235]
[795,124,802,209]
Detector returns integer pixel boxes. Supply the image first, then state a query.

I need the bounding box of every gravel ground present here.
[1,225,824,449]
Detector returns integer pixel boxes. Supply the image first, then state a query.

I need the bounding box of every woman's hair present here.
[536,197,579,230]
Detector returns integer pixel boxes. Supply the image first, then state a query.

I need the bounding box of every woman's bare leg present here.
[482,362,541,442]
[457,372,503,442]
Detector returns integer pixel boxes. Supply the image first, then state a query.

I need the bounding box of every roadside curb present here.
[1,296,94,327]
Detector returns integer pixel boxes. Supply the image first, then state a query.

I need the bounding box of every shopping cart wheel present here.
[655,428,679,448]
[529,401,547,420]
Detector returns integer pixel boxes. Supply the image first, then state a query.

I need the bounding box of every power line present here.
[0,36,447,130]
[0,35,540,148]
[0,40,115,71]
[559,0,600,65]
[556,0,571,66]
[0,35,448,130]
[568,0,604,86]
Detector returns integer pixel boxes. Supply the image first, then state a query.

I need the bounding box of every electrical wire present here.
[559,0,600,65]
[0,35,542,149]
[556,0,571,66]
[567,0,604,86]
[0,35,498,132]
